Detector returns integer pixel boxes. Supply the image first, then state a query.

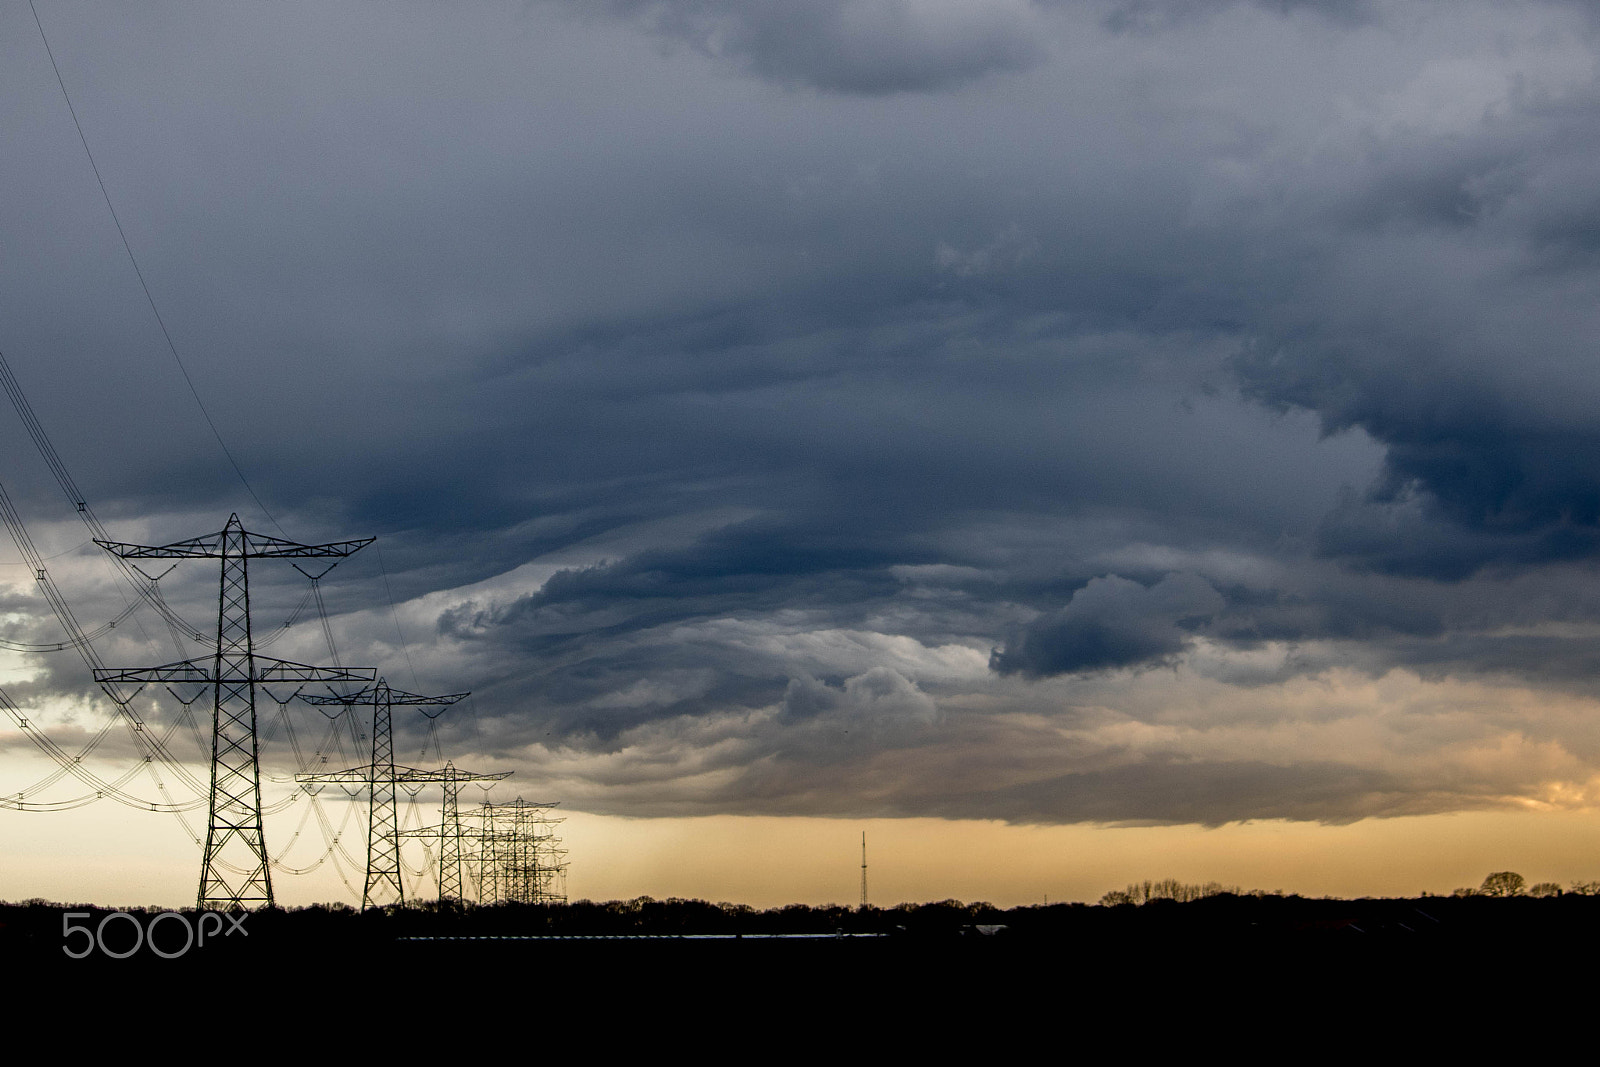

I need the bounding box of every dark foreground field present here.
[7,892,1598,1000]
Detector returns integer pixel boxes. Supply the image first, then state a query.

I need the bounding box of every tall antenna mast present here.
[859,830,868,909]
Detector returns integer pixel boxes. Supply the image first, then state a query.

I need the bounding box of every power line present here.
[375,541,421,691]
[28,0,283,535]
[0,349,205,646]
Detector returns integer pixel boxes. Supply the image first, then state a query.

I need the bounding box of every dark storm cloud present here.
[11,1,1600,828]
[1237,305,1600,577]
[991,572,1224,677]
[434,512,951,737]
[1312,487,1600,580]
[1223,45,1600,578]
[1208,576,1445,644]
[610,0,1048,94]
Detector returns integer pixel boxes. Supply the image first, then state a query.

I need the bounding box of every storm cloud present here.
[6,0,1600,830]
[612,0,1049,94]
[991,573,1225,677]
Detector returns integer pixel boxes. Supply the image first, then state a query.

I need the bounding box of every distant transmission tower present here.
[295,680,473,908]
[860,830,868,909]
[390,761,512,903]
[464,798,567,904]
[431,761,467,903]
[93,515,375,909]
[426,761,510,903]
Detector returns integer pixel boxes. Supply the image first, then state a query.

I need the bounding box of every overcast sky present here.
[7,0,1600,902]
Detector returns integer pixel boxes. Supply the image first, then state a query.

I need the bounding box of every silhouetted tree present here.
[1527,882,1562,898]
[1098,878,1244,906]
[1479,871,1526,897]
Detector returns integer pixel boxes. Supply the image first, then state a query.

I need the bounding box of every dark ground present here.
[9,895,1588,1052]
[6,892,1595,996]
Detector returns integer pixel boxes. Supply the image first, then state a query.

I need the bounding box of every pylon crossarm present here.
[463,801,562,813]
[376,691,468,705]
[93,658,373,685]
[95,529,374,559]
[396,766,508,783]
[254,660,375,683]
[296,767,381,786]
[296,764,509,785]
[239,534,374,558]
[301,686,467,706]
[396,825,444,839]
[94,534,226,558]
[93,660,211,684]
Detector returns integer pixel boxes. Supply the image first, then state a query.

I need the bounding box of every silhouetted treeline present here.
[9,888,1600,946]
[1099,878,1254,905]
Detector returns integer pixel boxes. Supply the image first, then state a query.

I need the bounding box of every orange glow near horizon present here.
[557,809,1600,907]
[7,804,1600,908]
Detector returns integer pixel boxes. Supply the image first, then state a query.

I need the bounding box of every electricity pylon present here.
[93,514,375,909]
[395,761,513,903]
[295,680,475,908]
[464,798,567,904]
[436,761,468,902]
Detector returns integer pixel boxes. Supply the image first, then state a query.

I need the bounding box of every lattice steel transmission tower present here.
[93,514,375,909]
[394,761,513,903]
[465,797,567,904]
[436,761,468,902]
[295,681,486,908]
[860,830,868,909]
